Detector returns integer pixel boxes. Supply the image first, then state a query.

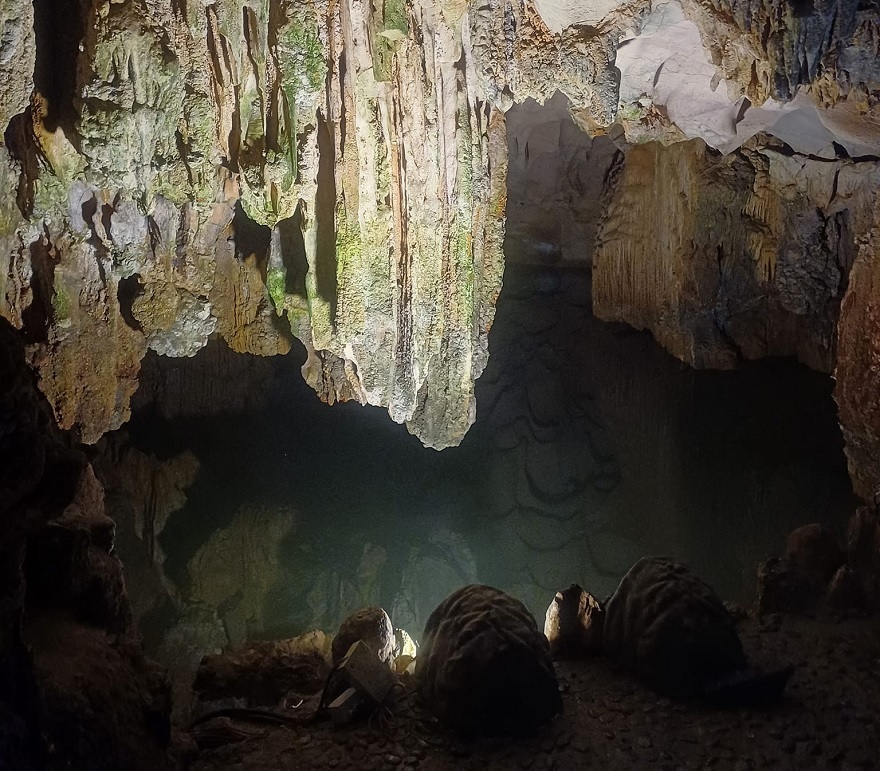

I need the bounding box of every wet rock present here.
[416,585,561,735]
[193,631,331,711]
[331,608,395,667]
[594,140,878,374]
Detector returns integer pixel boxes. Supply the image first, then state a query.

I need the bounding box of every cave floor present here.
[187,615,880,771]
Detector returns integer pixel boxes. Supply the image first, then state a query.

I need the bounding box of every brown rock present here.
[543,584,604,659]
[824,566,864,613]
[757,525,845,616]
[846,506,880,609]
[756,557,816,616]
[785,524,844,586]
[836,195,880,501]
[331,607,395,667]
[193,632,331,710]
[594,140,873,373]
[416,585,561,735]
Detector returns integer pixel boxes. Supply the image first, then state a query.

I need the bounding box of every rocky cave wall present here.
[1,2,879,764]
[1,0,879,490]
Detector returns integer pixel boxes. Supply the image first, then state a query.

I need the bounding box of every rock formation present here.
[1,0,880,485]
[416,584,561,735]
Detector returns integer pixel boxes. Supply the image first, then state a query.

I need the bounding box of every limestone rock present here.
[3,0,880,468]
[784,524,844,586]
[132,338,281,419]
[846,506,880,609]
[391,525,478,636]
[0,0,34,129]
[601,557,747,698]
[678,0,880,106]
[187,505,297,648]
[93,438,199,631]
[616,0,880,156]
[824,565,864,613]
[193,631,331,710]
[158,603,229,716]
[594,138,879,372]
[24,463,132,634]
[416,584,561,735]
[836,195,880,502]
[504,93,618,265]
[544,584,603,659]
[331,607,395,667]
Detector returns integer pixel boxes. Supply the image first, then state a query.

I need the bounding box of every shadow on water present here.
[119,262,856,653]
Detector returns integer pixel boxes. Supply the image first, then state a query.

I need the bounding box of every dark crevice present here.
[276,206,309,298]
[231,202,272,268]
[32,0,83,134]
[20,233,55,344]
[314,112,338,316]
[4,111,41,218]
[117,275,144,332]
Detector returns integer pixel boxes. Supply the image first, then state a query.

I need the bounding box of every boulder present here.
[785,524,844,586]
[756,557,814,615]
[416,585,561,736]
[192,631,331,712]
[543,584,603,659]
[757,524,846,615]
[824,565,864,613]
[331,607,395,667]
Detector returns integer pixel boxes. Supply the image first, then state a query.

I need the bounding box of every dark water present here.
[120,263,855,652]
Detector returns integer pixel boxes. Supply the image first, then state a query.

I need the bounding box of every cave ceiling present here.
[0,0,879,494]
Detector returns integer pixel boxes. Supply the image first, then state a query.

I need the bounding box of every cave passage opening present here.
[93,93,856,701]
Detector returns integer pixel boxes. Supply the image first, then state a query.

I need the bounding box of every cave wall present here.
[0,0,878,478]
[0,318,173,770]
[593,137,878,372]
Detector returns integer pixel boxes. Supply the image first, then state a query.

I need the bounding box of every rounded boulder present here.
[416,585,561,735]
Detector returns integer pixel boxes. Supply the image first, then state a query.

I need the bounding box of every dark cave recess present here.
[98,263,856,672]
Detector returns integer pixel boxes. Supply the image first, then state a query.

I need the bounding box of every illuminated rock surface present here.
[1,0,879,478]
[3,1,880,765]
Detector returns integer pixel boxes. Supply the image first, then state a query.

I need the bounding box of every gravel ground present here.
[187,614,880,770]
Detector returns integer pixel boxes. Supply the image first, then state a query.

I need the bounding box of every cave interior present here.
[2,0,880,769]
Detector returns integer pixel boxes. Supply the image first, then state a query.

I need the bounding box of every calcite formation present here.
[0,0,879,478]
[593,137,880,371]
[1,0,513,450]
